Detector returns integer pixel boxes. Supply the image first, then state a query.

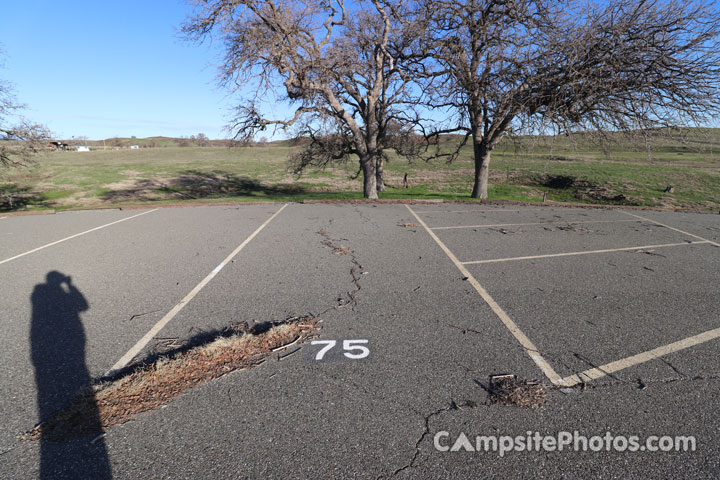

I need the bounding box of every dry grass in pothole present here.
[25,315,320,441]
[486,375,547,408]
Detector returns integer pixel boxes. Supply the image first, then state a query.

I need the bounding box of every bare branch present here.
[417,0,720,198]
[183,0,424,198]
[1,72,51,168]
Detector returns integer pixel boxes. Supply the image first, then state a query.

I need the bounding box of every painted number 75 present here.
[310,339,370,360]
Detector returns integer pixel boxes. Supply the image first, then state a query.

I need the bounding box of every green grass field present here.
[2,129,719,212]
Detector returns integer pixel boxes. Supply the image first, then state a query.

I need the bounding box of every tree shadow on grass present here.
[101,170,308,203]
[526,173,632,204]
[1,185,50,211]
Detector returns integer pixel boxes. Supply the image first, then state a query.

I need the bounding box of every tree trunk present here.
[376,156,385,192]
[361,155,379,199]
[471,139,491,199]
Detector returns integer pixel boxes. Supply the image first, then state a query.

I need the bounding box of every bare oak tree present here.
[183,0,419,198]
[196,132,210,146]
[1,76,50,168]
[420,0,720,198]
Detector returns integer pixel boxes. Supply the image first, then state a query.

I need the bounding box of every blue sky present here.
[0,0,236,140]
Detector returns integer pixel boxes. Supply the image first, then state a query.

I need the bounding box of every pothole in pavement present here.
[23,315,320,441]
[485,374,548,408]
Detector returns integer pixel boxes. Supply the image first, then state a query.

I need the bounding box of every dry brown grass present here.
[486,375,547,408]
[318,229,354,255]
[330,245,354,255]
[25,316,320,441]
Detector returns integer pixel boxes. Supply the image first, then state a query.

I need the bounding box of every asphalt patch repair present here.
[23,315,320,442]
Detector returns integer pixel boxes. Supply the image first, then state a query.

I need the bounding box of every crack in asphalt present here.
[571,351,624,383]
[386,372,720,476]
[448,327,713,396]
[561,351,706,391]
[447,323,545,356]
[317,226,366,311]
[563,373,720,392]
[347,258,364,310]
[0,443,19,457]
[391,405,455,477]
[659,357,688,377]
[128,309,162,322]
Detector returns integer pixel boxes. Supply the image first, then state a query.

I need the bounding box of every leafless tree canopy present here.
[0,77,50,168]
[185,0,720,199]
[183,0,423,198]
[418,0,720,198]
[196,132,210,146]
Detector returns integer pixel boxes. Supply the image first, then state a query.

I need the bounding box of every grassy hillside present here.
[71,136,233,149]
[1,129,718,211]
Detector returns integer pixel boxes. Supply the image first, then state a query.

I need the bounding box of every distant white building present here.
[76,146,90,152]
[130,145,140,149]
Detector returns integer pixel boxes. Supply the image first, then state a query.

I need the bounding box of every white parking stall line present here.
[461,241,710,265]
[106,203,289,377]
[0,209,159,266]
[431,219,640,230]
[561,326,720,386]
[406,204,566,386]
[621,211,720,247]
[411,208,521,214]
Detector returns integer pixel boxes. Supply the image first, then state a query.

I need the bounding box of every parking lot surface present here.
[1,203,718,478]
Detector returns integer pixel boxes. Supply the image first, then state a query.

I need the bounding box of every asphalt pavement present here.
[1,203,718,479]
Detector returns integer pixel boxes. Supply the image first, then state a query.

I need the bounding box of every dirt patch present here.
[485,375,547,408]
[34,182,77,191]
[24,315,320,441]
[275,170,360,191]
[97,171,142,192]
[101,172,307,203]
[101,178,168,202]
[102,179,151,192]
[53,191,104,208]
[395,168,477,189]
[527,174,631,204]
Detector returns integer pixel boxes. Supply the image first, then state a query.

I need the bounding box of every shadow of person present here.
[30,271,112,479]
